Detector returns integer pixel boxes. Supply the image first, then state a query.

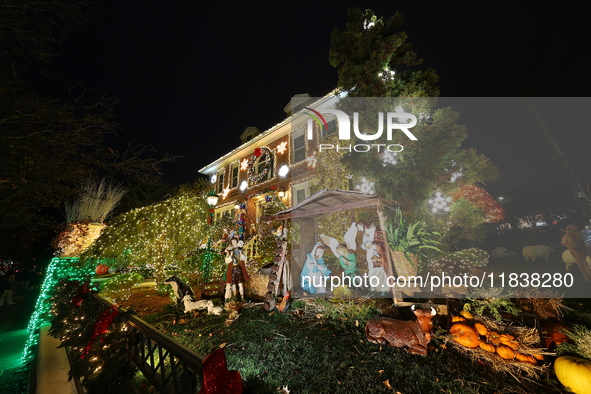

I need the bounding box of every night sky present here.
[58,1,591,208]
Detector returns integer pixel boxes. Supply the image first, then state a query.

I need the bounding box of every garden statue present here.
[224,237,250,301]
[360,222,388,292]
[561,225,591,281]
[164,275,196,305]
[365,305,437,356]
[320,234,358,279]
[300,242,332,294]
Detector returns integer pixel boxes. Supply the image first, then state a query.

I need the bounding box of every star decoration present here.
[221,187,230,199]
[240,159,249,171]
[276,141,288,154]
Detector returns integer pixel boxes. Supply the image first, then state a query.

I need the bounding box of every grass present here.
[161,300,566,393]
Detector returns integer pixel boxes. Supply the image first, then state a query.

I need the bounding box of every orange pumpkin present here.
[488,331,502,346]
[474,322,489,337]
[499,333,515,342]
[532,353,545,361]
[451,316,466,322]
[497,345,516,360]
[450,323,480,348]
[501,338,520,350]
[95,264,109,275]
[479,341,497,353]
[515,353,537,364]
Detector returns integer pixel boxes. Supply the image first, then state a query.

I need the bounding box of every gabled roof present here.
[262,189,399,221]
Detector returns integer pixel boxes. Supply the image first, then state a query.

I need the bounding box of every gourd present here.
[474,322,489,337]
[459,310,474,320]
[496,345,516,360]
[450,323,480,348]
[95,264,110,275]
[554,356,591,394]
[479,341,496,353]
[451,316,466,323]
[515,353,536,364]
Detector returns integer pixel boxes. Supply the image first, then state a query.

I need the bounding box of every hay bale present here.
[246,273,269,300]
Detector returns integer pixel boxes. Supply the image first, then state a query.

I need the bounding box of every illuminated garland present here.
[22,257,95,365]
[247,147,273,184]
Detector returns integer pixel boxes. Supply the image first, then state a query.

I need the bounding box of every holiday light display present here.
[21,257,95,365]
[81,195,211,283]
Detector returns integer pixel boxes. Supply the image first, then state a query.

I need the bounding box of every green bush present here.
[100,273,144,302]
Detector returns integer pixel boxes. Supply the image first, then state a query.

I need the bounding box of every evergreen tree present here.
[324,8,499,251]
[329,7,439,98]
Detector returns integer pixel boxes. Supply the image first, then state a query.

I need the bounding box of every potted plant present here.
[55,179,126,257]
[386,208,443,277]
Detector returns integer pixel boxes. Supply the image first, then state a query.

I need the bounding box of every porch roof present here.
[262,189,399,221]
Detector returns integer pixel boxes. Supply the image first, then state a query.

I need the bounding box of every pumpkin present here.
[515,353,537,365]
[488,331,502,346]
[474,322,489,337]
[496,345,516,360]
[499,333,515,342]
[479,341,497,353]
[450,323,480,348]
[451,316,466,322]
[459,310,474,320]
[95,264,109,275]
[554,356,591,394]
[532,353,545,361]
[501,338,520,350]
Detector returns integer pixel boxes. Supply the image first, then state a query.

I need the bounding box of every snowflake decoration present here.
[240,159,249,171]
[355,177,375,194]
[221,187,230,200]
[428,192,452,213]
[277,141,288,154]
[382,151,398,166]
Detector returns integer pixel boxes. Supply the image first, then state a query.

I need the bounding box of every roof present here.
[262,189,399,221]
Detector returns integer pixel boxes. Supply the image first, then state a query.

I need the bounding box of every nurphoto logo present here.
[304,105,418,153]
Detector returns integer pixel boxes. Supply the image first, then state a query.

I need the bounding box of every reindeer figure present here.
[365,305,437,356]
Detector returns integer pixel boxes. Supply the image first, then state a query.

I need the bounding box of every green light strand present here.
[21,257,94,365]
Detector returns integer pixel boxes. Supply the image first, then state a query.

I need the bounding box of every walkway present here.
[0,281,36,394]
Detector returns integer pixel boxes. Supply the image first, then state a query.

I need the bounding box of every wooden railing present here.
[242,235,260,260]
[92,294,205,394]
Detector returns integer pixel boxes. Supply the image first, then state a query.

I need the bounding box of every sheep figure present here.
[182,295,224,315]
[562,249,591,271]
[182,295,211,313]
[522,245,553,262]
[490,247,516,259]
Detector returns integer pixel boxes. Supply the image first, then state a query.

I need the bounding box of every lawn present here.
[140,297,570,394]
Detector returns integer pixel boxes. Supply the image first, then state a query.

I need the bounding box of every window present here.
[251,149,274,182]
[293,135,305,163]
[296,189,306,204]
[216,172,225,193]
[231,165,239,188]
[321,119,337,138]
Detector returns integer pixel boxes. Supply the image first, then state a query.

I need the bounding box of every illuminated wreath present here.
[247,147,273,184]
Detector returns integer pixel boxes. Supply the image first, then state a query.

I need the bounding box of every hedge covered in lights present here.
[80,195,213,282]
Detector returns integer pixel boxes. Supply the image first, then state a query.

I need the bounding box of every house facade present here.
[198,93,340,236]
